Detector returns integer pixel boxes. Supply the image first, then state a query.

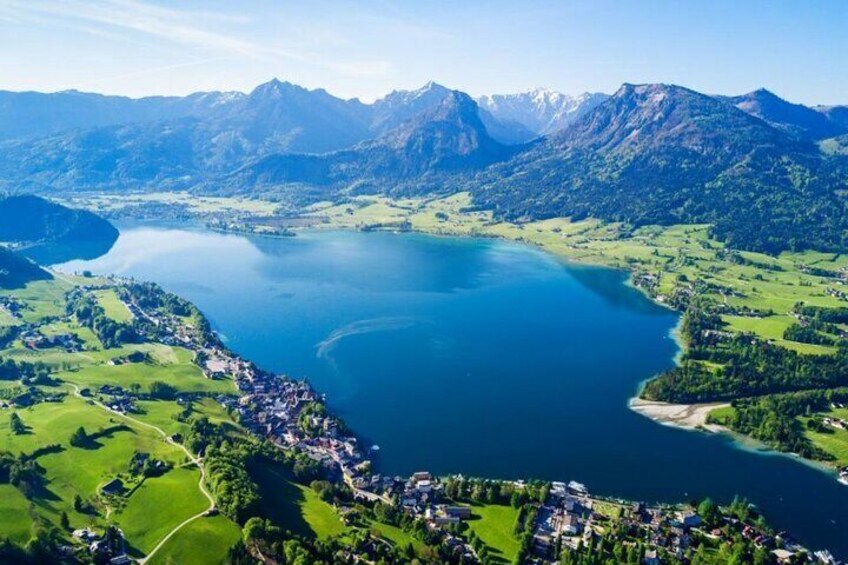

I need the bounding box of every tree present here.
[69,427,88,447]
[698,498,721,528]
[148,381,177,400]
[9,413,25,435]
[60,511,70,531]
[242,517,265,545]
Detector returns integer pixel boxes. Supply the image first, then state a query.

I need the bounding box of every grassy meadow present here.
[0,277,243,560]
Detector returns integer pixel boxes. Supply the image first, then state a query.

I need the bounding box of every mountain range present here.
[0,79,847,253]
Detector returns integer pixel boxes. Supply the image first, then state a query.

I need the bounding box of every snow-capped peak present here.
[477,88,609,135]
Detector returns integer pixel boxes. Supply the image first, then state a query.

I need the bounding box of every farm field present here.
[93,288,134,323]
[115,466,210,556]
[366,519,425,552]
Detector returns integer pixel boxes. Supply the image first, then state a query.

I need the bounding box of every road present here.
[69,384,216,564]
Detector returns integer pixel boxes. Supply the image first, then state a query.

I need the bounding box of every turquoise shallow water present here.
[60,224,848,557]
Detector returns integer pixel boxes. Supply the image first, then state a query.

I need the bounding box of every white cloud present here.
[2,0,391,77]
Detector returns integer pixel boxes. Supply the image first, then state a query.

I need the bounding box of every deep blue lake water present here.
[60,224,848,557]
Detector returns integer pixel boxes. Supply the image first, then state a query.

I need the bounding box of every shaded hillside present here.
[0,246,51,289]
[474,83,848,254]
[819,106,848,130]
[0,195,119,263]
[0,194,117,243]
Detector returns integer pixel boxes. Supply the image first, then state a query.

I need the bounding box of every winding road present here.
[69,384,216,564]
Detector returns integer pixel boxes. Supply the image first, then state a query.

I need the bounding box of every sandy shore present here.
[629,397,730,432]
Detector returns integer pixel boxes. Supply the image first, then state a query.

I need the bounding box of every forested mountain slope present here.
[473,83,848,253]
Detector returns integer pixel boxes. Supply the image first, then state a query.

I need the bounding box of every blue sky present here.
[0,0,845,105]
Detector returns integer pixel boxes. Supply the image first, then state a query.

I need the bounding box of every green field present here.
[115,466,210,556]
[58,355,233,395]
[0,484,34,545]
[93,288,133,322]
[0,394,191,551]
[62,192,281,217]
[0,277,242,560]
[251,462,346,540]
[366,519,424,552]
[133,397,239,438]
[465,504,521,564]
[147,514,241,565]
[0,279,69,323]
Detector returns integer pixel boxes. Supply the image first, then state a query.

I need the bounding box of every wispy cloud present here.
[88,57,230,87]
[2,0,392,77]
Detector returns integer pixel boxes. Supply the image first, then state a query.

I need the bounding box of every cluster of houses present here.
[20,329,82,352]
[523,482,837,564]
[97,384,137,414]
[0,296,23,320]
[69,527,131,564]
[826,287,848,301]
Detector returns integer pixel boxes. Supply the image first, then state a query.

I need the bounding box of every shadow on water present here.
[26,235,118,266]
[565,262,669,315]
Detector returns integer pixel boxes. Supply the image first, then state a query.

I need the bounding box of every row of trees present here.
[441,476,549,507]
[0,358,48,382]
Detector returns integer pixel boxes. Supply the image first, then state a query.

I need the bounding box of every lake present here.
[60,223,848,557]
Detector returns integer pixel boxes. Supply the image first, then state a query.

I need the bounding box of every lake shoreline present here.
[315,221,848,489]
[628,397,728,432]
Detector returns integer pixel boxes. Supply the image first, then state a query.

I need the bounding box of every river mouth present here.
[57,223,848,557]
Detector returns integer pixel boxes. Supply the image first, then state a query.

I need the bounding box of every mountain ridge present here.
[474,82,848,253]
[1,79,847,254]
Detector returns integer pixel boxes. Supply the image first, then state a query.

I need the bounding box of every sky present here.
[0,0,846,105]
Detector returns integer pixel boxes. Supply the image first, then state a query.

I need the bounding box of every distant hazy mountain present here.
[0,79,534,191]
[221,91,516,197]
[0,89,236,142]
[475,83,848,253]
[477,88,609,136]
[725,89,848,141]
